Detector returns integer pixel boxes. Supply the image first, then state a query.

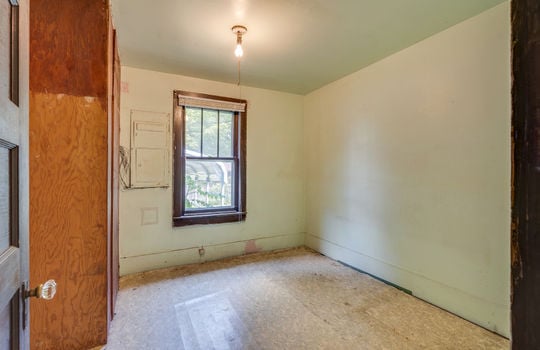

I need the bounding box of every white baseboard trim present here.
[120,232,305,276]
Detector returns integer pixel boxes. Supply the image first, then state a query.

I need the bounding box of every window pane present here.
[185,159,234,209]
[185,107,202,155]
[202,109,218,157]
[219,111,233,157]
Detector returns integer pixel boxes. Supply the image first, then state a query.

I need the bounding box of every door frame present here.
[511,0,540,348]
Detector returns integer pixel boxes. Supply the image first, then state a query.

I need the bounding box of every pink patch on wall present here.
[121,81,129,93]
[244,240,262,254]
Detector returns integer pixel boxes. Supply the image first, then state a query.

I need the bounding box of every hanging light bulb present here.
[235,42,244,58]
[232,25,247,58]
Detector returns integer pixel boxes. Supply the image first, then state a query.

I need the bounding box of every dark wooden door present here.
[0,0,27,349]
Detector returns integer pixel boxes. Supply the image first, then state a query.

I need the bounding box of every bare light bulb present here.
[232,25,247,58]
[235,43,243,58]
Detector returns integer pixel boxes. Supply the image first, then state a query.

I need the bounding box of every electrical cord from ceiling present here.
[237,59,241,86]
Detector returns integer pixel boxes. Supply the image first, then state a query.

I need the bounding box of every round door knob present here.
[39,280,57,300]
[25,279,57,300]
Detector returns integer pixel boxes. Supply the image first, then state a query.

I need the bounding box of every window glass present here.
[185,107,202,155]
[185,159,234,209]
[202,109,218,157]
[219,111,233,157]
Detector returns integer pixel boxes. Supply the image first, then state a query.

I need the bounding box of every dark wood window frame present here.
[173,90,247,226]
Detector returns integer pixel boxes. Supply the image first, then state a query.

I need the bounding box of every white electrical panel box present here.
[130,110,170,188]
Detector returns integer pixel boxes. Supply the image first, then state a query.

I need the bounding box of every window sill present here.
[173,211,246,227]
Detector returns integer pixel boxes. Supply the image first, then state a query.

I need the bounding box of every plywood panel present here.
[29,1,108,99]
[29,92,109,349]
[29,2,111,348]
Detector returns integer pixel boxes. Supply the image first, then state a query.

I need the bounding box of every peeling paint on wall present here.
[244,239,262,254]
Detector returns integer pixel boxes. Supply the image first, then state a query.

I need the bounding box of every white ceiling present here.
[111,0,506,95]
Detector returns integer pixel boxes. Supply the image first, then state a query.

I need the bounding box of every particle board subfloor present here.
[106,247,509,350]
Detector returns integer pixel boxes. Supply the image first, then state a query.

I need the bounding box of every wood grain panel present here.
[29,0,108,100]
[29,92,109,349]
[29,1,111,348]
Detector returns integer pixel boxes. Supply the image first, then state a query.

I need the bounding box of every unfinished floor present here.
[106,247,509,350]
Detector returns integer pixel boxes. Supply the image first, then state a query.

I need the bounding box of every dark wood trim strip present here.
[511,0,540,348]
[10,289,20,350]
[185,156,236,161]
[9,146,19,247]
[9,2,19,106]
[176,211,247,219]
[233,110,239,209]
[183,206,237,214]
[172,95,183,219]
[173,212,247,227]
[174,90,246,104]
[109,27,121,322]
[217,111,220,157]
[239,107,247,214]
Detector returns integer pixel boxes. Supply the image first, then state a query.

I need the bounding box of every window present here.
[173,91,247,226]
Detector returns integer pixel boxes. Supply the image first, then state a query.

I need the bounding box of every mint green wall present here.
[119,68,305,275]
[304,2,510,337]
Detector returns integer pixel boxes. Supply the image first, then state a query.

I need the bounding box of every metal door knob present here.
[25,279,57,300]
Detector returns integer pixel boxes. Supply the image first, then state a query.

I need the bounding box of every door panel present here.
[0,147,9,251]
[0,0,27,349]
[0,138,21,350]
[0,302,10,349]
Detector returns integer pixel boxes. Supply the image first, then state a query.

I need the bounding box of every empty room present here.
[1,0,539,349]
